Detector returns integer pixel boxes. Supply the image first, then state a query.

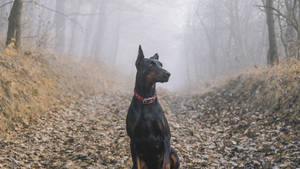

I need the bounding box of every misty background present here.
[0,0,270,89]
[1,1,300,168]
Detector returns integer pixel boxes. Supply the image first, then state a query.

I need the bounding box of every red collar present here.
[134,90,157,104]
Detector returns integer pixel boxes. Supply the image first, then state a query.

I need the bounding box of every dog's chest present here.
[134,109,166,138]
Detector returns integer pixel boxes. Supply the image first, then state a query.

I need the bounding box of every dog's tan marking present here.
[146,72,155,84]
[164,163,171,169]
[170,154,178,167]
[162,156,171,169]
[137,156,147,169]
[137,156,142,169]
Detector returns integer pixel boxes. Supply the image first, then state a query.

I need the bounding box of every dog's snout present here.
[166,71,171,77]
[163,69,170,76]
[162,70,171,82]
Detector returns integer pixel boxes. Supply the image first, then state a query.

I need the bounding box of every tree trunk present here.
[89,0,106,60]
[6,0,23,50]
[297,0,300,59]
[284,0,295,58]
[265,0,279,65]
[55,0,66,53]
[111,4,121,64]
[68,0,80,55]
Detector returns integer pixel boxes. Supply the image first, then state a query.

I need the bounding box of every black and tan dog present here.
[126,46,180,169]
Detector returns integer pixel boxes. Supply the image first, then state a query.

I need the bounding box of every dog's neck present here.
[134,78,156,98]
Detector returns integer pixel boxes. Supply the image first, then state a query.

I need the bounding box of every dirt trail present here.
[0,55,299,168]
[0,90,222,169]
[0,92,129,168]
[1,89,298,169]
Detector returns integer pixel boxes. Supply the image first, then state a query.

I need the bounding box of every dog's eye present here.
[151,61,156,66]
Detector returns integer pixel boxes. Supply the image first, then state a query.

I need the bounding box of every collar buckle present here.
[143,97,155,104]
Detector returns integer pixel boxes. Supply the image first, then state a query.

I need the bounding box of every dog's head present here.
[135,45,171,85]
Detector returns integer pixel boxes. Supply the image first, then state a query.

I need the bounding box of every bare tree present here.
[267,0,300,60]
[83,0,105,59]
[297,0,300,59]
[68,0,81,55]
[6,0,23,49]
[284,0,296,58]
[265,0,279,65]
[55,0,66,53]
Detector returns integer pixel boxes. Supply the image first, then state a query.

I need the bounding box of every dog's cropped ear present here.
[150,53,159,60]
[136,45,144,67]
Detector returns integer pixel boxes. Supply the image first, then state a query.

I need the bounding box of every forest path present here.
[0,91,209,169]
[0,90,298,168]
[0,92,131,169]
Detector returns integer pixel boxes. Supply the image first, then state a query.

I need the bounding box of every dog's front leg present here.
[162,154,171,169]
[170,147,180,169]
[137,156,147,169]
[162,139,171,169]
[130,141,138,169]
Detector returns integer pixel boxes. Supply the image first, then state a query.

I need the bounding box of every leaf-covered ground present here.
[0,48,299,168]
[0,85,299,169]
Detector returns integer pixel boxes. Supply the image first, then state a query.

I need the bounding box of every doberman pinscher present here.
[126,46,180,169]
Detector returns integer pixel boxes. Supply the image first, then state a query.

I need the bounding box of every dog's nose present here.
[166,71,171,77]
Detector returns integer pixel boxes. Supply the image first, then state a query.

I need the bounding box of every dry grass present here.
[0,49,59,132]
[226,59,300,113]
[185,59,300,121]
[170,60,300,168]
[0,45,127,134]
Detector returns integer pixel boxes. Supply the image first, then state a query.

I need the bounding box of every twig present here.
[0,1,13,8]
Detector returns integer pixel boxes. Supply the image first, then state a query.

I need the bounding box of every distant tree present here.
[68,0,81,55]
[265,0,279,65]
[55,0,66,53]
[275,0,298,59]
[82,0,105,59]
[297,0,300,59]
[6,0,23,49]
[284,0,295,58]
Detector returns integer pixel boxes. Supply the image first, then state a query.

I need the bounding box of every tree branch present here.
[0,1,13,8]
[0,0,33,8]
[257,4,298,30]
[32,1,83,30]
[0,0,84,30]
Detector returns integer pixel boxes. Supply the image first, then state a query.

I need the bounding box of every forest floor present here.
[0,48,299,169]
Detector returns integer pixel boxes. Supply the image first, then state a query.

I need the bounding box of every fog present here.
[0,0,269,90]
